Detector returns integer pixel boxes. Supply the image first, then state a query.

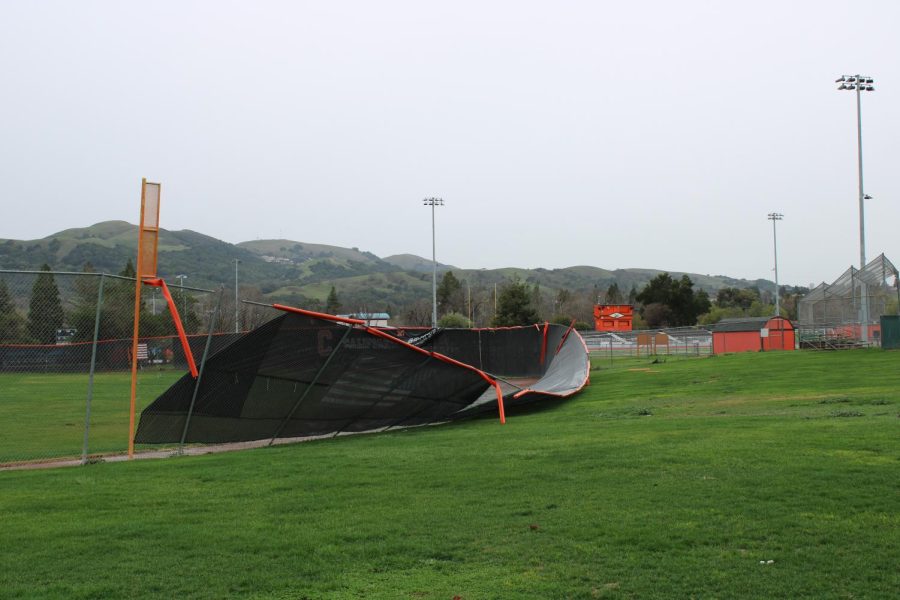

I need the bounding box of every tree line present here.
[1,263,803,345]
[0,262,206,344]
[358,270,801,329]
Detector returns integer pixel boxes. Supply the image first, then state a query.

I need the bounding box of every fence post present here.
[178,289,224,454]
[81,274,105,465]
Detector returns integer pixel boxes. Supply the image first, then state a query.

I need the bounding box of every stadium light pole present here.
[768,213,783,317]
[176,274,188,318]
[234,259,241,334]
[423,197,444,329]
[837,74,874,342]
[836,74,874,269]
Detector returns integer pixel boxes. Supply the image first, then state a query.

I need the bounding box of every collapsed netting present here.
[135,306,590,444]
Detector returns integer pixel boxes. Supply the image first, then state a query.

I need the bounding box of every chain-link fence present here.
[583,326,712,366]
[0,269,279,467]
[797,253,899,347]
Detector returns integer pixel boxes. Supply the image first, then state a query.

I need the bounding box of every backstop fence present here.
[797,254,899,348]
[0,269,279,467]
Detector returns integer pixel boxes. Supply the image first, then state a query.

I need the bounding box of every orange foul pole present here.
[129,179,161,458]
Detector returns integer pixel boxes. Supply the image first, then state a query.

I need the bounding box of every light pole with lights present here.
[837,74,874,341]
[768,213,783,317]
[836,74,874,269]
[423,197,444,329]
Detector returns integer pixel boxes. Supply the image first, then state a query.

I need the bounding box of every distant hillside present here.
[0,221,779,312]
[382,254,456,273]
[237,240,385,266]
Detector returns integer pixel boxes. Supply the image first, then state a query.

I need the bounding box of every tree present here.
[635,273,709,327]
[531,283,543,320]
[606,282,623,304]
[716,287,759,310]
[27,264,65,344]
[642,302,672,328]
[438,312,471,328]
[554,288,574,321]
[0,279,26,342]
[436,271,462,315]
[68,263,103,342]
[325,286,341,314]
[492,279,540,326]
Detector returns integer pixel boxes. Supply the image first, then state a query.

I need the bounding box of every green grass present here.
[0,370,182,463]
[1,350,898,598]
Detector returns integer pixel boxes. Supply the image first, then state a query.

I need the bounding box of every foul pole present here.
[129,179,161,458]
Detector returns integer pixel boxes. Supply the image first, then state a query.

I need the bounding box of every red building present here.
[594,304,634,332]
[712,316,796,354]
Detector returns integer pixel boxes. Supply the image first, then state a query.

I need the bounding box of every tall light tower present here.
[234,258,241,334]
[175,274,188,319]
[836,74,874,341]
[836,74,874,268]
[423,197,444,329]
[768,213,783,317]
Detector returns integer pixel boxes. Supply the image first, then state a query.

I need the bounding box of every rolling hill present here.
[0,221,777,313]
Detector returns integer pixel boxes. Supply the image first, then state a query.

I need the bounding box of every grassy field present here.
[0,370,182,464]
[1,350,898,598]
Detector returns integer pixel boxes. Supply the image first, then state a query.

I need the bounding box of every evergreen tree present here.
[606,282,623,304]
[27,264,65,344]
[325,286,341,314]
[492,279,539,326]
[436,271,462,315]
[68,263,103,342]
[0,279,26,342]
[121,259,136,279]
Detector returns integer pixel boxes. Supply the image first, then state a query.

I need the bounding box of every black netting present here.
[136,313,589,444]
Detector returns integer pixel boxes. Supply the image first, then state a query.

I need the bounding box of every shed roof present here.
[711,316,792,333]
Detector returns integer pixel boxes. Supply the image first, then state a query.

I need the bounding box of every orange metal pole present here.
[148,278,198,378]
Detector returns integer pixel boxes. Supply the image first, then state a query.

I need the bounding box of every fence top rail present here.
[0,269,216,293]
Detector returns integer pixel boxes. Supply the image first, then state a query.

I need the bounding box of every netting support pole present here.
[267,324,354,446]
[178,288,224,454]
[81,274,105,466]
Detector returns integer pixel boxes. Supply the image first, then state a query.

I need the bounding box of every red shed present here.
[712,316,796,354]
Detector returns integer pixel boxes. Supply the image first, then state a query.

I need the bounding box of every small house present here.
[711,316,795,354]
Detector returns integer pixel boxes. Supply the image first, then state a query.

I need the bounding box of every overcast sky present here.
[1,1,898,286]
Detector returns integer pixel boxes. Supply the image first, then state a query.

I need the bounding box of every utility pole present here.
[423,197,444,329]
[175,274,188,320]
[234,258,241,334]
